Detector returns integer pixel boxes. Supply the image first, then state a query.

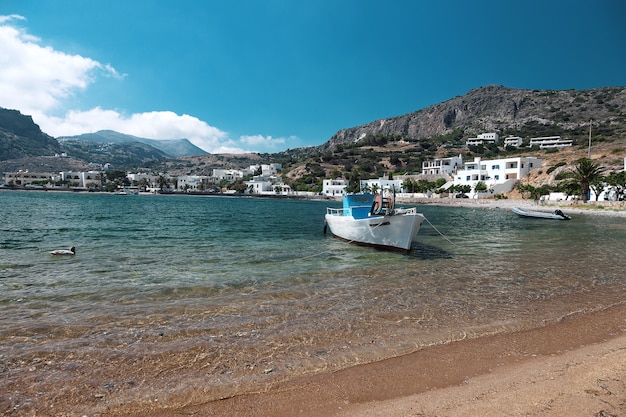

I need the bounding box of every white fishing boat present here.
[324,192,425,251]
[511,206,571,220]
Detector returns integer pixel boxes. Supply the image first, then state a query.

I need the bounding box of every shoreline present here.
[108,303,626,417]
[3,187,625,216]
[404,196,626,217]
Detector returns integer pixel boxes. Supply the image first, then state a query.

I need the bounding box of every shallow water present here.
[1,191,625,413]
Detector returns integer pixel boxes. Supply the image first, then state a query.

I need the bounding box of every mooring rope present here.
[424,216,459,247]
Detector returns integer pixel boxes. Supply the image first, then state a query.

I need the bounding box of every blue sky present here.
[1,1,624,153]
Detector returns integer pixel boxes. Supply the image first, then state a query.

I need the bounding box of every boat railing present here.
[327,206,418,216]
[327,207,351,216]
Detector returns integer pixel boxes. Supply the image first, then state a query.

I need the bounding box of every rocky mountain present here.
[323,85,626,151]
[57,130,207,157]
[0,108,61,160]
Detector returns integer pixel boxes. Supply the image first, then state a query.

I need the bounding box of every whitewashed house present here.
[529,136,572,148]
[454,156,542,196]
[245,173,292,195]
[57,171,102,188]
[504,136,523,147]
[322,178,348,196]
[176,175,206,192]
[212,169,245,182]
[360,178,405,193]
[466,132,499,147]
[245,178,274,194]
[421,155,463,176]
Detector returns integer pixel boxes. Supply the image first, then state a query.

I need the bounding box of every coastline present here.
[111,303,626,417]
[400,196,626,217]
[3,187,625,217]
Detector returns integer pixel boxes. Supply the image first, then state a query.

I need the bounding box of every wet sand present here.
[106,303,626,417]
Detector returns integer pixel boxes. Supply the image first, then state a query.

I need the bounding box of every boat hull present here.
[325,211,425,251]
[511,207,571,220]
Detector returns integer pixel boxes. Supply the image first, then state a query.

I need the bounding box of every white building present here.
[245,178,274,194]
[176,175,206,192]
[422,155,463,176]
[503,136,523,147]
[4,171,53,186]
[529,136,573,148]
[466,132,499,147]
[360,178,405,193]
[245,173,292,195]
[322,178,348,196]
[57,171,102,188]
[212,169,244,181]
[260,163,282,176]
[454,156,542,196]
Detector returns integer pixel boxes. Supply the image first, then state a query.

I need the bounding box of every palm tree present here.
[157,175,169,192]
[568,158,605,202]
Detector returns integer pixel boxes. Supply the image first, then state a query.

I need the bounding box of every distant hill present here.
[0,108,208,172]
[57,130,207,158]
[57,138,170,168]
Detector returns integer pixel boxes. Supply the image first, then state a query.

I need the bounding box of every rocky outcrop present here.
[323,85,626,150]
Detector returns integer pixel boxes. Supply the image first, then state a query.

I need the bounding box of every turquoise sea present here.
[1,190,625,414]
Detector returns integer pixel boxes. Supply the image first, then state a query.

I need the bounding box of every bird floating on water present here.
[50,246,75,256]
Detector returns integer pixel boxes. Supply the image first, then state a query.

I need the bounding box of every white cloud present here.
[0,15,118,114]
[0,15,289,154]
[240,134,288,150]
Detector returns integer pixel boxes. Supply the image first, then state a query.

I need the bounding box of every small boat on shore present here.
[512,206,571,220]
[50,246,76,255]
[324,192,425,252]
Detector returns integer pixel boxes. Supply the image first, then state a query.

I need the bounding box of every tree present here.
[157,175,169,192]
[434,178,447,188]
[589,179,606,201]
[474,181,487,192]
[604,171,626,201]
[403,178,416,193]
[567,158,605,202]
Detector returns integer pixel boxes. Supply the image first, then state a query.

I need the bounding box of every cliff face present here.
[324,85,626,149]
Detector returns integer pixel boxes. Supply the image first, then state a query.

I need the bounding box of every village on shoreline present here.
[3,185,625,218]
[3,132,625,218]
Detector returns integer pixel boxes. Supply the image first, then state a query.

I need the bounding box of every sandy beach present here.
[101,198,626,417]
[109,303,626,417]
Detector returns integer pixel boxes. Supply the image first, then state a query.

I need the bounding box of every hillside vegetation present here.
[1,85,625,193]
